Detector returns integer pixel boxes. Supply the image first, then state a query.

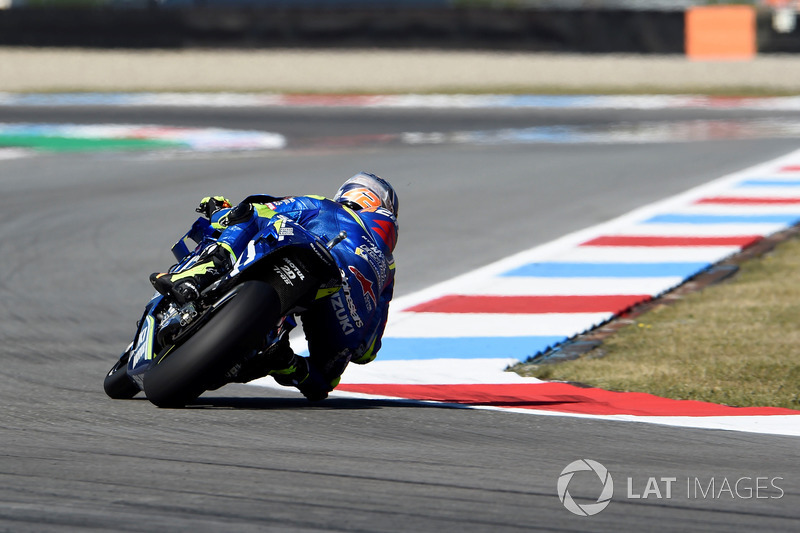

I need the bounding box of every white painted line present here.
[384,311,614,338]
[725,186,800,196]
[460,406,800,437]
[552,246,741,263]
[603,223,788,237]
[673,203,800,215]
[0,148,30,160]
[343,358,526,385]
[456,277,686,296]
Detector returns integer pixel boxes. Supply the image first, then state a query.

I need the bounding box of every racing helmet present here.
[333,172,399,219]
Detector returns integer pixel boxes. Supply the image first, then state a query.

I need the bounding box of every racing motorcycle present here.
[103,200,344,408]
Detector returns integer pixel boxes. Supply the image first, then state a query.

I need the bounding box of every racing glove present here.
[196,196,232,219]
[222,201,254,226]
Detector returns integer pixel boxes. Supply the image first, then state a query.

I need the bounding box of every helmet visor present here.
[334,173,397,216]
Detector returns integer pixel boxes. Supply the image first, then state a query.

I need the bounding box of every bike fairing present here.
[125,216,337,382]
[210,194,396,372]
[105,180,399,406]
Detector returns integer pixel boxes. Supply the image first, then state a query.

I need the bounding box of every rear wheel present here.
[103,352,140,399]
[143,280,282,408]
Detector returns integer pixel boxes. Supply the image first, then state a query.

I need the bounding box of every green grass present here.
[512,233,800,410]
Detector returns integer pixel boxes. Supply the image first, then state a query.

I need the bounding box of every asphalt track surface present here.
[1,105,799,532]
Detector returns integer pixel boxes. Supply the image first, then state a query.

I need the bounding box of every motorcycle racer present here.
[150,172,398,402]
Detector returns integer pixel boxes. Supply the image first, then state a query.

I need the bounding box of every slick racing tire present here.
[143,280,282,408]
[103,352,140,399]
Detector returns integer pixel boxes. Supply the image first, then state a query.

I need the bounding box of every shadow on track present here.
[177,394,458,411]
[131,386,585,411]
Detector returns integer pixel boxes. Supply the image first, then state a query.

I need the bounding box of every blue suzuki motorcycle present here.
[103,207,344,408]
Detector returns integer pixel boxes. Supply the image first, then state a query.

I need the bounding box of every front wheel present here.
[143,280,282,408]
[104,352,140,399]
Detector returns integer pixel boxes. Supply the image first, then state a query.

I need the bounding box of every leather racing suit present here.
[209,194,397,398]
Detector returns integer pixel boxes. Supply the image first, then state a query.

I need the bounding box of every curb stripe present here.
[502,262,711,278]
[0,122,287,153]
[556,246,740,262]
[737,179,800,187]
[335,383,798,417]
[644,213,800,224]
[405,294,652,314]
[580,235,763,247]
[462,277,686,296]
[383,312,614,338]
[376,336,566,360]
[696,196,800,205]
[4,93,800,111]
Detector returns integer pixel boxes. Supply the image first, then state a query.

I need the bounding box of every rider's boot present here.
[235,336,330,401]
[233,335,295,383]
[273,356,331,402]
[271,354,310,388]
[150,243,233,304]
